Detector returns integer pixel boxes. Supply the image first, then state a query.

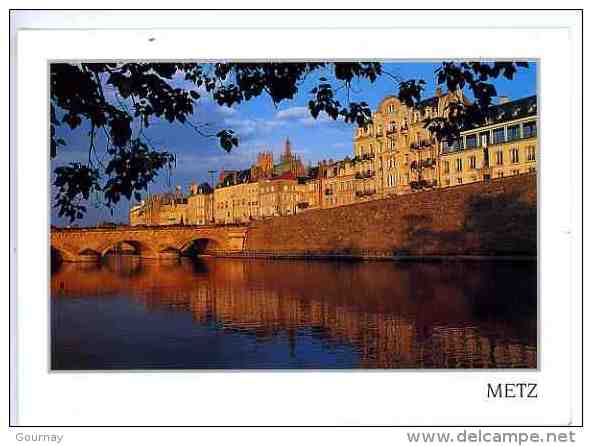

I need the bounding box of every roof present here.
[196,182,213,194]
[273,171,296,181]
[308,166,320,178]
[219,169,253,188]
[416,96,439,109]
[485,95,537,125]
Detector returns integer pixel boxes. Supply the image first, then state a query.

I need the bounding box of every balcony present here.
[410,159,436,171]
[355,170,375,180]
[356,189,376,198]
[409,179,438,191]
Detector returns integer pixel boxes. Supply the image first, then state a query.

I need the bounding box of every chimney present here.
[435,87,442,97]
[498,96,510,105]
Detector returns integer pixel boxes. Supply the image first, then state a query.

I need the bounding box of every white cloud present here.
[275,106,310,120]
[223,117,285,141]
[217,105,236,117]
[274,106,346,130]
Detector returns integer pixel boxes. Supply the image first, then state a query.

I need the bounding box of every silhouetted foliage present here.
[50,61,528,221]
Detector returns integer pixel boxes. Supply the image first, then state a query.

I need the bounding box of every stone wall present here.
[245,173,536,257]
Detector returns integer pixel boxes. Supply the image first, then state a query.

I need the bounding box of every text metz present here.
[487,383,538,398]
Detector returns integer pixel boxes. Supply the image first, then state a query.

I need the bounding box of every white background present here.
[6,7,583,437]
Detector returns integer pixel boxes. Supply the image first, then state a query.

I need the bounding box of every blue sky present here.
[51,61,537,226]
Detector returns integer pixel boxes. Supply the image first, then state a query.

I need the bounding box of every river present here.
[51,256,537,369]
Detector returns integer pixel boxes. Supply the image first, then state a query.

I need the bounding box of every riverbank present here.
[245,173,537,258]
[204,250,536,262]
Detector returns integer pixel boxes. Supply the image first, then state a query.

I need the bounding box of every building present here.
[258,172,301,218]
[439,95,537,187]
[353,88,467,198]
[187,182,214,225]
[214,170,260,224]
[129,188,188,226]
[129,184,215,226]
[298,166,322,211]
[129,94,537,226]
[273,138,306,177]
[251,151,274,180]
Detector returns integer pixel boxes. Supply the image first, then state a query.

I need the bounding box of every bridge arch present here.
[51,244,78,262]
[51,226,248,262]
[178,235,225,256]
[99,239,159,259]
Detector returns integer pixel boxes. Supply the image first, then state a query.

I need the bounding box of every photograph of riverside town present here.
[50,61,537,370]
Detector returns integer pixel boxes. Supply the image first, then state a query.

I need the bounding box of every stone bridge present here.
[51,225,249,262]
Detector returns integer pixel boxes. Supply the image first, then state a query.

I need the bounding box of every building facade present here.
[214,180,260,224]
[129,93,537,226]
[259,172,301,218]
[439,95,537,188]
[353,88,467,198]
[186,182,214,225]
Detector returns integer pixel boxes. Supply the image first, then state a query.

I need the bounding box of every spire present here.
[284,137,292,160]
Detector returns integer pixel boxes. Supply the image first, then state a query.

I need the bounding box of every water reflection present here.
[51,256,537,369]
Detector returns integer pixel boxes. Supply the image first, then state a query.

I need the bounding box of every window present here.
[492,127,505,144]
[511,148,520,163]
[495,151,504,165]
[457,178,463,184]
[469,156,477,169]
[523,121,537,139]
[456,158,463,172]
[466,134,478,149]
[497,171,504,178]
[480,131,490,147]
[507,125,520,141]
[512,169,520,176]
[528,167,536,173]
[443,139,462,153]
[443,160,450,174]
[527,146,536,161]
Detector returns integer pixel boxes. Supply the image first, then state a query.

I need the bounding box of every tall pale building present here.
[353,88,468,198]
[187,182,214,225]
[439,95,537,187]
